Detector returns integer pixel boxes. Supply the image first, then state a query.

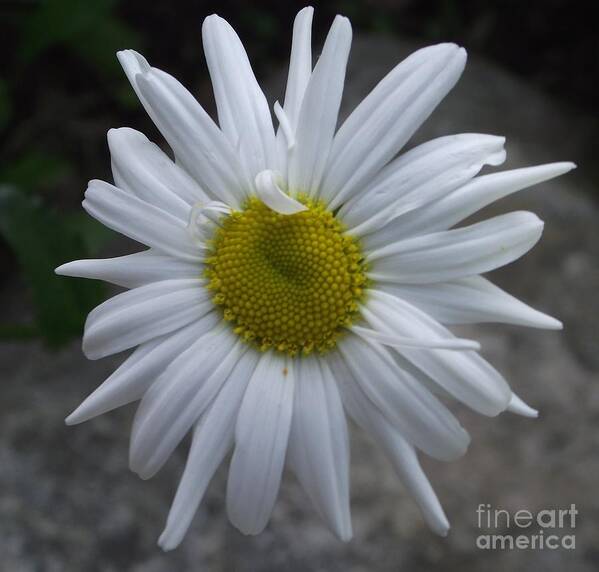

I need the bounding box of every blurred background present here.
[1,1,597,571]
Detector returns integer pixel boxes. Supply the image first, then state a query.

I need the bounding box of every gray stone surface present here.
[1,36,597,571]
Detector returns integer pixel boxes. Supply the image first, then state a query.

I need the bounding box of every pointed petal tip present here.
[546,161,577,176]
[508,393,539,418]
[426,506,450,536]
[64,412,80,426]
[510,160,576,189]
[536,314,563,330]
[65,403,94,425]
[65,397,102,425]
[55,259,97,279]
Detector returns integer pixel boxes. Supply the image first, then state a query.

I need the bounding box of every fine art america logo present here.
[476,504,577,550]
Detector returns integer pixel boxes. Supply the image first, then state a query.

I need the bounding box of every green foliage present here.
[18,0,140,78]
[1,150,73,196]
[0,0,140,347]
[0,186,112,347]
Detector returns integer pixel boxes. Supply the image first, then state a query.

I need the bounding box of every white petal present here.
[350,324,480,351]
[367,211,544,284]
[83,180,202,262]
[108,127,208,218]
[55,249,200,289]
[187,201,231,245]
[115,48,152,103]
[287,357,352,541]
[119,50,248,205]
[336,368,449,536]
[339,134,506,234]
[130,327,242,479]
[158,349,260,551]
[281,7,313,130]
[365,290,511,415]
[83,279,211,360]
[321,44,466,209]
[276,7,313,172]
[336,335,470,461]
[66,314,219,425]
[507,393,539,418]
[382,275,562,329]
[202,15,276,178]
[85,279,200,331]
[255,170,307,215]
[274,102,296,150]
[227,352,295,534]
[365,161,576,249]
[287,16,352,197]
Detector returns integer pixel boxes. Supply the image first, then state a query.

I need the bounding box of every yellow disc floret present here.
[205,196,367,356]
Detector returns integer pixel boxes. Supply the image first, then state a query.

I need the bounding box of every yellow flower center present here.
[205,196,367,356]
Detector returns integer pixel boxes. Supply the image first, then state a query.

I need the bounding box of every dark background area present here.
[0,0,597,348]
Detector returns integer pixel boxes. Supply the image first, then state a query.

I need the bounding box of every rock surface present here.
[1,36,597,571]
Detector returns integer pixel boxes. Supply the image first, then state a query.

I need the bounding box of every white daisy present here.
[56,7,574,550]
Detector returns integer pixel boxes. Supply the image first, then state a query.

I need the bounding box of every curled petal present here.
[255,170,307,215]
[187,201,231,245]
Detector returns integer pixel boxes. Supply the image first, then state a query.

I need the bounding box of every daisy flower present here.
[56,7,574,550]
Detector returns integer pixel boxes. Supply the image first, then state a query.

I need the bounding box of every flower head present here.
[56,6,574,550]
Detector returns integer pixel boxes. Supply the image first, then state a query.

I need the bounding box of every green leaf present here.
[0,185,107,347]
